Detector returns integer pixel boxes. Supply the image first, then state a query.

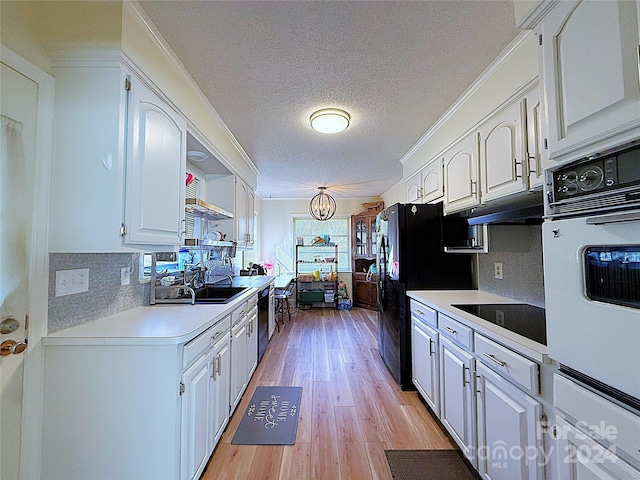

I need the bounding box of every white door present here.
[411,319,439,415]
[443,133,481,214]
[0,61,38,480]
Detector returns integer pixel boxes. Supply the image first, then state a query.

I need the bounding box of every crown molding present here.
[399,30,532,166]
[125,0,259,177]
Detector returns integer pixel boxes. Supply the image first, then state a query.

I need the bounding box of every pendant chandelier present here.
[309,187,337,221]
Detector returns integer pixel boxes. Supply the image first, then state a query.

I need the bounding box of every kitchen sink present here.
[192,286,249,304]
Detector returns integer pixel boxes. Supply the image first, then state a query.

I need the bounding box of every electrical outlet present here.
[121,267,131,286]
[494,262,503,280]
[55,268,90,297]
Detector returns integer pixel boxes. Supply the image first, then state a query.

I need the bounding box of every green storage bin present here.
[299,289,324,303]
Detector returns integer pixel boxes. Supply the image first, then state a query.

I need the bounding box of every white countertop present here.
[43,286,264,347]
[407,290,549,362]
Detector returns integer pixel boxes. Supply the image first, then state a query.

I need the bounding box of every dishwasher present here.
[258,284,271,361]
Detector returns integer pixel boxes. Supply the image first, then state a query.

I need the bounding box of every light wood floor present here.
[201,306,455,480]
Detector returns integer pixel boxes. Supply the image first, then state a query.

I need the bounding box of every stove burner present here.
[452,303,546,345]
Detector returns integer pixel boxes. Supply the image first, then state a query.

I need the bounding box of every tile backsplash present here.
[48,253,149,333]
[477,225,545,307]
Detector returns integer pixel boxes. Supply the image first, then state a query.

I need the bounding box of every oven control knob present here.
[578,166,604,191]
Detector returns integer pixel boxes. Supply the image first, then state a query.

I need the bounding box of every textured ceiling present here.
[139,0,519,199]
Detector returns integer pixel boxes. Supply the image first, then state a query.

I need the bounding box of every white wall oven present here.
[543,140,640,409]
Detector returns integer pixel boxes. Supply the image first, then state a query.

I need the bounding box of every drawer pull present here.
[443,326,457,334]
[416,309,424,315]
[483,352,506,367]
[212,331,223,341]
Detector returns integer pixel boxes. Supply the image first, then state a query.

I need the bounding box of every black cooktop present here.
[452,303,546,345]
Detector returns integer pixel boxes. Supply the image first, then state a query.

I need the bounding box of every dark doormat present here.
[231,386,302,445]
[385,449,479,480]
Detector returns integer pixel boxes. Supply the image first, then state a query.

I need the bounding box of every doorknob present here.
[0,340,27,356]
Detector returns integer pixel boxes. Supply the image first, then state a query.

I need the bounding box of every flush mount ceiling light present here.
[309,186,337,221]
[309,108,350,134]
[187,150,209,162]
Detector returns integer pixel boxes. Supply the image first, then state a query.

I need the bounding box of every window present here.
[293,217,350,272]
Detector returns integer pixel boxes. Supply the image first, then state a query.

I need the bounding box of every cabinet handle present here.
[528,154,538,176]
[470,180,477,195]
[212,331,223,341]
[462,364,470,387]
[443,326,457,335]
[210,359,216,379]
[216,354,222,376]
[476,374,482,394]
[514,159,522,179]
[429,338,435,357]
[483,352,506,367]
[416,309,424,315]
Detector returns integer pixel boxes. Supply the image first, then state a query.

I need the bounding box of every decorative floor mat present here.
[385,449,479,480]
[231,386,302,445]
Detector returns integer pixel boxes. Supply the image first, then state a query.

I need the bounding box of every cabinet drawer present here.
[410,300,437,329]
[183,314,231,367]
[475,333,538,395]
[438,313,473,350]
[231,301,249,326]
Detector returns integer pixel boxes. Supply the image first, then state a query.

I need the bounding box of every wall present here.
[401,32,538,180]
[477,225,545,307]
[48,253,148,333]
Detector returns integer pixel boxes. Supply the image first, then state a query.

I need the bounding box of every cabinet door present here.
[246,307,258,379]
[353,217,369,257]
[124,74,186,246]
[411,318,439,415]
[230,320,248,411]
[525,88,547,190]
[180,350,214,480]
[212,335,231,443]
[405,170,423,203]
[246,187,255,247]
[421,159,444,204]
[540,0,640,162]
[479,100,527,203]
[440,337,476,466]
[370,216,377,257]
[443,133,481,214]
[553,417,640,480]
[476,362,543,480]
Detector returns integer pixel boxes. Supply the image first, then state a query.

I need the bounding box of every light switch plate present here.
[55,268,89,297]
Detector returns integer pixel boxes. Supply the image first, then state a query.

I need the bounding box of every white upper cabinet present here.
[235,177,255,249]
[539,0,640,163]
[443,133,481,214]
[123,73,186,246]
[405,158,444,204]
[479,100,527,203]
[48,60,186,252]
[524,87,547,189]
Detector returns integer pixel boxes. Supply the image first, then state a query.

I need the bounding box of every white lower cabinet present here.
[41,298,264,480]
[440,336,477,466]
[409,299,550,480]
[180,347,216,480]
[229,296,259,414]
[411,314,440,415]
[211,334,231,443]
[476,362,543,480]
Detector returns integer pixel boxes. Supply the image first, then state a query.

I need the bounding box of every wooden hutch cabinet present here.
[351,201,383,310]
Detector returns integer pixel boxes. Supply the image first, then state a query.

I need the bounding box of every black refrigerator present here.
[376,202,473,390]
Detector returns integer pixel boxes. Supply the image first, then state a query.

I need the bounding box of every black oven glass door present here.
[584,246,640,309]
